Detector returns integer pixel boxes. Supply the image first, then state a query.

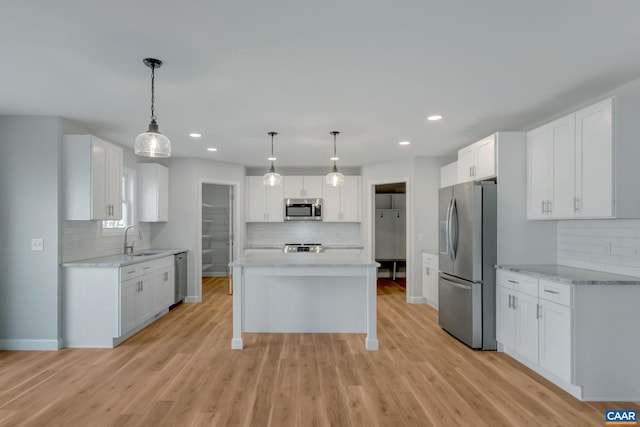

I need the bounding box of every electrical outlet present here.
[31,238,44,251]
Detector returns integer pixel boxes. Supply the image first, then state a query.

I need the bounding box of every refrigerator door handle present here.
[450,197,458,260]
[446,196,454,260]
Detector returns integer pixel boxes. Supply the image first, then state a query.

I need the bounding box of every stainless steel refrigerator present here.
[438,181,496,350]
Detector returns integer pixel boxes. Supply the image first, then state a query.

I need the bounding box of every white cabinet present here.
[323,176,360,222]
[283,176,323,199]
[422,252,438,309]
[440,161,458,188]
[246,176,283,222]
[496,270,573,386]
[458,135,496,183]
[63,134,123,220]
[527,97,618,219]
[137,163,169,222]
[63,255,177,348]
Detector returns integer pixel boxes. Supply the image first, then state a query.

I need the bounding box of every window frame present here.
[102,167,136,235]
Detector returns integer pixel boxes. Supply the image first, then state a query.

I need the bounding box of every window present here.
[102,168,135,233]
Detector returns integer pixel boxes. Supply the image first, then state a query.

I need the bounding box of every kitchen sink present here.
[131,251,163,257]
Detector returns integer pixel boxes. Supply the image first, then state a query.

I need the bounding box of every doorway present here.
[201,183,234,279]
[374,182,406,287]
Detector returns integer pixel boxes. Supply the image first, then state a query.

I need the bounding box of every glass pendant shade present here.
[136,58,171,158]
[263,164,283,186]
[263,131,282,186]
[135,120,171,157]
[326,164,345,187]
[326,131,345,186]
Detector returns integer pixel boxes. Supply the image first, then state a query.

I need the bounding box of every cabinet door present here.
[152,267,174,314]
[475,136,496,180]
[575,98,613,218]
[539,299,571,383]
[265,184,284,221]
[283,176,304,198]
[457,146,476,183]
[514,292,539,364]
[551,115,576,219]
[322,183,342,222]
[302,176,324,199]
[422,257,439,307]
[120,278,138,335]
[340,176,360,222]
[527,125,554,219]
[136,276,153,324]
[246,177,267,222]
[496,285,515,350]
[91,140,109,219]
[106,143,123,219]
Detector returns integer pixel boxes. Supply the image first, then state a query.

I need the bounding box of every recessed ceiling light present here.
[190,132,202,138]
[399,141,411,146]
[427,115,442,121]
[207,147,217,152]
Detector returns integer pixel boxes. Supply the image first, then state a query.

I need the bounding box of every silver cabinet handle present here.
[512,295,518,309]
[127,270,136,274]
[544,289,560,294]
[541,200,545,214]
[508,280,519,284]
[547,200,552,213]
[164,272,169,281]
[508,294,512,309]
[536,303,542,319]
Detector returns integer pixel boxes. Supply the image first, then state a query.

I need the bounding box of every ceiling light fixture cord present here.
[150,62,156,122]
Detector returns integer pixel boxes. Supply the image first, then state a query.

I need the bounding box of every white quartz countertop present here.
[231,253,379,267]
[61,249,187,268]
[496,264,640,285]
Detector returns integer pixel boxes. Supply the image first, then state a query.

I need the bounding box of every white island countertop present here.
[230,253,379,268]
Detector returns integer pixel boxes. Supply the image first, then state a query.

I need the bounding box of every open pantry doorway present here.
[201,183,234,280]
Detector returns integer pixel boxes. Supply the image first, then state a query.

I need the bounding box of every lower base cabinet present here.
[64,255,176,348]
[496,269,640,401]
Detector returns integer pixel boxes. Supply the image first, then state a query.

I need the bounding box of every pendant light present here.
[135,58,171,157]
[326,131,345,187]
[263,131,282,186]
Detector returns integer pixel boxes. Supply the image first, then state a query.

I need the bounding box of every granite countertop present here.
[496,264,640,285]
[61,249,187,268]
[231,252,379,267]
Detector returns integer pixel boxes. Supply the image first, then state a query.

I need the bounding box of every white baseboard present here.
[0,338,62,351]
[407,296,427,304]
[184,296,202,303]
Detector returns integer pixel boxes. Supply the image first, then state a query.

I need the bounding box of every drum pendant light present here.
[263,131,282,186]
[135,58,171,157]
[326,131,345,186]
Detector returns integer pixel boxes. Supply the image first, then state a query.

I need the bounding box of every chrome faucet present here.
[123,225,142,254]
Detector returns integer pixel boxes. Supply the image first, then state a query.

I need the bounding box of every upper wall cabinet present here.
[246,176,283,222]
[527,97,634,219]
[458,135,496,183]
[137,163,169,222]
[63,135,123,221]
[323,176,361,222]
[283,176,323,199]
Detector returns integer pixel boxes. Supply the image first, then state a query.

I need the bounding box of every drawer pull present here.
[144,267,152,270]
[508,280,519,284]
[127,270,136,274]
[544,289,560,294]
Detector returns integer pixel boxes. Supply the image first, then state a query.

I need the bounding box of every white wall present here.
[0,117,62,349]
[361,156,454,301]
[148,158,245,302]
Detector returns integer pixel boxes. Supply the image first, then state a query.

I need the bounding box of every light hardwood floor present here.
[0,277,637,426]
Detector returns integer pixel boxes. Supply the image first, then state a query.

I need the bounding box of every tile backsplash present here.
[557,219,640,277]
[247,222,362,248]
[63,221,151,262]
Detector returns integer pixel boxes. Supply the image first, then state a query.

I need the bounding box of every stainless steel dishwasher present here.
[173,251,187,306]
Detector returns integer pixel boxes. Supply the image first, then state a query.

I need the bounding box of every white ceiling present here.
[2,1,640,168]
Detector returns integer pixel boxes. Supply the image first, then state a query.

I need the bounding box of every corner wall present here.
[0,117,62,349]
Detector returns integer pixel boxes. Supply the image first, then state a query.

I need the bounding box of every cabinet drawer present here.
[153,256,174,269]
[496,270,538,297]
[120,261,154,280]
[538,280,571,306]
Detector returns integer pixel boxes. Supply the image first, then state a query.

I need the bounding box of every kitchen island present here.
[230,253,379,350]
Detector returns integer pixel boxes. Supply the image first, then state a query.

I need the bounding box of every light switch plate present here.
[31,238,44,251]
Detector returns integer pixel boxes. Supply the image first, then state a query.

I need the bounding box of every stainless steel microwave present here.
[284,198,322,221]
